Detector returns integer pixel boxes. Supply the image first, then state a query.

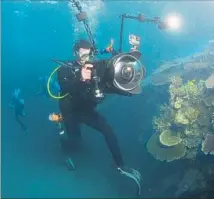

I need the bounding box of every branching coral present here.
[169,76,183,88]
[184,80,201,99]
[159,130,182,147]
[184,148,197,160]
[174,97,184,109]
[159,103,173,118]
[174,109,190,125]
[147,133,186,162]
[184,125,202,137]
[152,116,171,132]
[174,107,199,125]
[153,104,174,132]
[169,85,186,100]
[182,136,202,148]
[184,107,200,123]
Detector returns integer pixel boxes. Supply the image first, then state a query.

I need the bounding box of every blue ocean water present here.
[2,1,214,198]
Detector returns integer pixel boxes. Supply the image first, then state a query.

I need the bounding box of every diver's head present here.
[13,88,21,99]
[74,39,92,64]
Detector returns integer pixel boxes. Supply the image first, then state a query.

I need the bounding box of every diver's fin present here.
[118,167,142,196]
[66,157,76,171]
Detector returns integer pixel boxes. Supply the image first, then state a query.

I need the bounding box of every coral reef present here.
[184,148,197,160]
[147,133,186,162]
[148,39,214,88]
[147,75,213,162]
[205,73,214,89]
[175,169,206,197]
[146,40,214,162]
[182,136,202,148]
[203,95,214,107]
[159,130,182,147]
[201,134,214,155]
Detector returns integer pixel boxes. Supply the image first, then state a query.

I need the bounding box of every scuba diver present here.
[49,112,76,170]
[37,76,60,98]
[9,88,27,133]
[49,38,143,195]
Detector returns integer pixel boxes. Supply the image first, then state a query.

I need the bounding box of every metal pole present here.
[119,14,125,53]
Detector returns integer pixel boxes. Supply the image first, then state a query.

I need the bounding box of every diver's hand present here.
[81,64,93,81]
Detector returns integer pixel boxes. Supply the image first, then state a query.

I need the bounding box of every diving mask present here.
[77,48,91,62]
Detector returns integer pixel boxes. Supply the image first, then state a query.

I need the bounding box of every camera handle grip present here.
[91,68,104,100]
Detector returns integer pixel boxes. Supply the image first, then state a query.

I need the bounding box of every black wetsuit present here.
[57,59,131,168]
[11,97,27,131]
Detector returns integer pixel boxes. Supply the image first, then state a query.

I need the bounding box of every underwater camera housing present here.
[88,53,145,98]
[107,53,145,94]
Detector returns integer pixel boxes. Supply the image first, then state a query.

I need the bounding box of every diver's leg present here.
[82,111,142,195]
[58,97,83,171]
[59,96,82,138]
[81,111,124,168]
[15,111,27,132]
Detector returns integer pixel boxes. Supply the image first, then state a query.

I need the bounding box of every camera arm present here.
[119,13,165,53]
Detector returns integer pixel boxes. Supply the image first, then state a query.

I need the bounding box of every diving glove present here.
[117,167,142,196]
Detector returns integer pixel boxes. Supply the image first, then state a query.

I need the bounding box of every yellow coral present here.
[175,107,199,125]
[174,97,183,109]
[169,86,186,98]
[147,133,186,162]
[169,79,202,102]
[184,107,200,124]
[175,109,189,125]
[184,80,200,99]
[159,130,182,147]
